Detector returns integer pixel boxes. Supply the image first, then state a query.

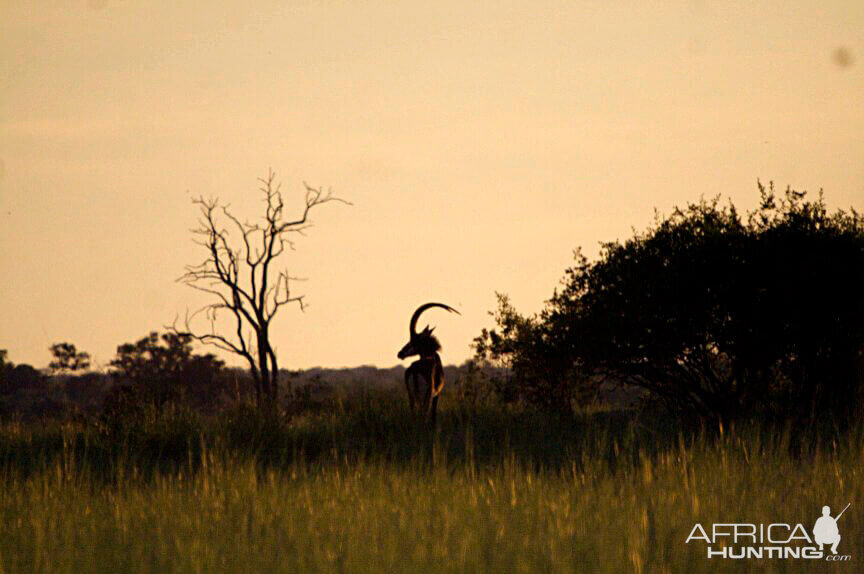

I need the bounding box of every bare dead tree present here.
[172,170,349,405]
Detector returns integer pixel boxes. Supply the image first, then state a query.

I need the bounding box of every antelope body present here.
[397,302,460,423]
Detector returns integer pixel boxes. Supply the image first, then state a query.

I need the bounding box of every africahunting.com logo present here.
[686,504,852,562]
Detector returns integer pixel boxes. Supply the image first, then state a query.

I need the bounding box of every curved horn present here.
[409,302,460,337]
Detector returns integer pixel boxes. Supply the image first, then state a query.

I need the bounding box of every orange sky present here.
[1,0,862,370]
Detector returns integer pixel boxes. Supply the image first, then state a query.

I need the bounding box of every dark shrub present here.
[477,184,864,425]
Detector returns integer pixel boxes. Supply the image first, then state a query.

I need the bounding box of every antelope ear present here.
[428,327,436,334]
[421,326,432,335]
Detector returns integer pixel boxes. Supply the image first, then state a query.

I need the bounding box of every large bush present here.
[0,351,46,397]
[109,332,225,409]
[477,184,864,424]
[473,295,589,412]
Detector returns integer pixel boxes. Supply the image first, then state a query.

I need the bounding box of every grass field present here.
[0,396,861,573]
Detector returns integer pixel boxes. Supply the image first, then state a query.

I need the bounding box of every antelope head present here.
[397,302,460,359]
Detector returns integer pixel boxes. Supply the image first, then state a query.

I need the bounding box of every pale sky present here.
[1,0,862,370]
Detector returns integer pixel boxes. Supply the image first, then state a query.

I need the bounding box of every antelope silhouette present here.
[397,302,460,423]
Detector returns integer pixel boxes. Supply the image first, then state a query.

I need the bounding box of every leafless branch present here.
[171,171,348,404]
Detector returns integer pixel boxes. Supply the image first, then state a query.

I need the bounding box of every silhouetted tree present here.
[109,331,224,408]
[48,342,91,374]
[478,183,864,424]
[474,294,588,411]
[0,350,7,384]
[173,170,348,406]
[0,350,45,396]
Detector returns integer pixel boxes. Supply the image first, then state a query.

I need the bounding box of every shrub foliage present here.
[476,183,864,423]
[109,331,225,410]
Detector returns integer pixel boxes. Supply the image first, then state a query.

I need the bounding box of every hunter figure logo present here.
[814,503,850,555]
[686,503,852,562]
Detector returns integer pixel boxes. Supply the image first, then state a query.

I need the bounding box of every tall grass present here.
[0,396,861,572]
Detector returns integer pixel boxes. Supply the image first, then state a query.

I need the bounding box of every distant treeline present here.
[0,342,510,421]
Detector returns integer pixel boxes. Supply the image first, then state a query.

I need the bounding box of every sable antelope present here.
[397,302,460,422]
